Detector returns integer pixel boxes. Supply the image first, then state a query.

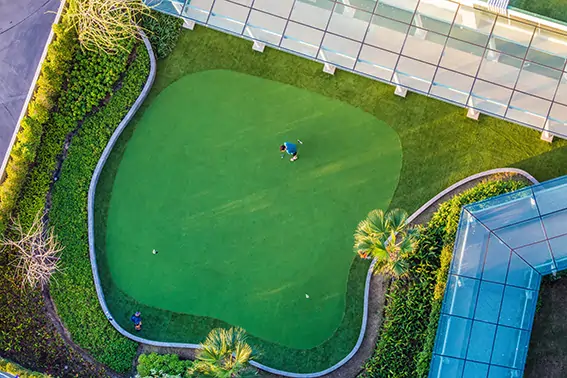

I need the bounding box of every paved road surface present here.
[0,0,60,171]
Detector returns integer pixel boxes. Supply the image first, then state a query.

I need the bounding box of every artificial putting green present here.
[104,70,402,349]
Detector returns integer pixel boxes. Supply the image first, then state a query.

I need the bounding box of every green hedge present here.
[14,41,133,230]
[0,357,49,378]
[363,178,529,378]
[0,12,76,230]
[46,45,150,372]
[136,353,193,377]
[143,10,183,60]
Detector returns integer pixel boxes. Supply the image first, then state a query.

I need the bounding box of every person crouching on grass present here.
[280,142,298,162]
[131,311,142,331]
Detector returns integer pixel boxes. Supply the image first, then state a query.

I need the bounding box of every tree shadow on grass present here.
[512,145,567,182]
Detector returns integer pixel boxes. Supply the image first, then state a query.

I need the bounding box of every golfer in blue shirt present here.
[280,141,299,162]
[131,311,142,331]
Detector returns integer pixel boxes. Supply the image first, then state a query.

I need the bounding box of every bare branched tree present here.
[66,0,151,54]
[3,213,63,289]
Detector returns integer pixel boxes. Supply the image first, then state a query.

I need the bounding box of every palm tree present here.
[190,327,256,378]
[353,208,418,278]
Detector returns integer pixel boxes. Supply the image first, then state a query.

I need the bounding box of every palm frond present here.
[194,327,254,378]
[387,208,409,234]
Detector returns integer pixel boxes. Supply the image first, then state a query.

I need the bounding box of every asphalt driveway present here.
[0,0,60,171]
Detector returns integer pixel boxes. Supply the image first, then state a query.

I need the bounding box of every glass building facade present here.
[430,175,567,378]
[145,0,567,139]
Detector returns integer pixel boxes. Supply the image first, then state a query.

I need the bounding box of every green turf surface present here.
[104,70,401,349]
[94,26,567,373]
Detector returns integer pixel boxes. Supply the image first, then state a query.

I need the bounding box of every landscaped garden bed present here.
[0,2,159,376]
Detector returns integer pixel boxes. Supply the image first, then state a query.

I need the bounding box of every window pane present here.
[442,275,480,318]
[481,234,511,284]
[318,34,361,69]
[281,22,324,57]
[477,50,522,88]
[491,326,530,369]
[534,177,567,217]
[411,0,458,35]
[402,26,447,65]
[452,213,491,278]
[338,0,377,12]
[429,355,465,378]
[488,366,523,378]
[434,315,473,359]
[527,27,567,70]
[514,241,556,275]
[470,80,512,116]
[463,361,489,378]
[430,68,474,105]
[356,44,397,80]
[547,103,567,137]
[209,0,248,34]
[366,15,409,53]
[328,5,372,41]
[466,321,496,363]
[394,56,435,93]
[245,11,286,45]
[552,73,567,105]
[440,38,484,76]
[489,17,535,59]
[550,235,567,271]
[498,286,537,330]
[375,0,418,24]
[494,217,546,249]
[253,0,294,18]
[450,6,496,47]
[506,252,540,290]
[467,187,538,229]
[514,63,561,100]
[474,281,504,324]
[291,0,333,29]
[506,92,551,129]
[182,0,214,22]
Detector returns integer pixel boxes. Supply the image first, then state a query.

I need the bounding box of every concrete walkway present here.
[0,0,60,168]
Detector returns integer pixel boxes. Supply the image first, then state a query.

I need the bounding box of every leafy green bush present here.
[142,10,183,59]
[48,43,150,372]
[363,178,528,378]
[0,357,49,377]
[14,42,133,230]
[0,14,77,230]
[137,353,193,377]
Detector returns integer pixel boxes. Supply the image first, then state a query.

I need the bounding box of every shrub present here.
[0,12,76,231]
[137,353,193,378]
[48,42,150,372]
[13,39,133,230]
[363,178,528,378]
[0,357,49,377]
[143,10,183,59]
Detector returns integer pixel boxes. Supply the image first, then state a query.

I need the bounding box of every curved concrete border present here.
[406,168,539,225]
[86,53,539,377]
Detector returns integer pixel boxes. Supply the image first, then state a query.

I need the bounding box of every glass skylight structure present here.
[430,175,567,378]
[145,0,567,139]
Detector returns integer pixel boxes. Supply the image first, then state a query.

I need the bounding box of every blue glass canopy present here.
[430,175,567,378]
